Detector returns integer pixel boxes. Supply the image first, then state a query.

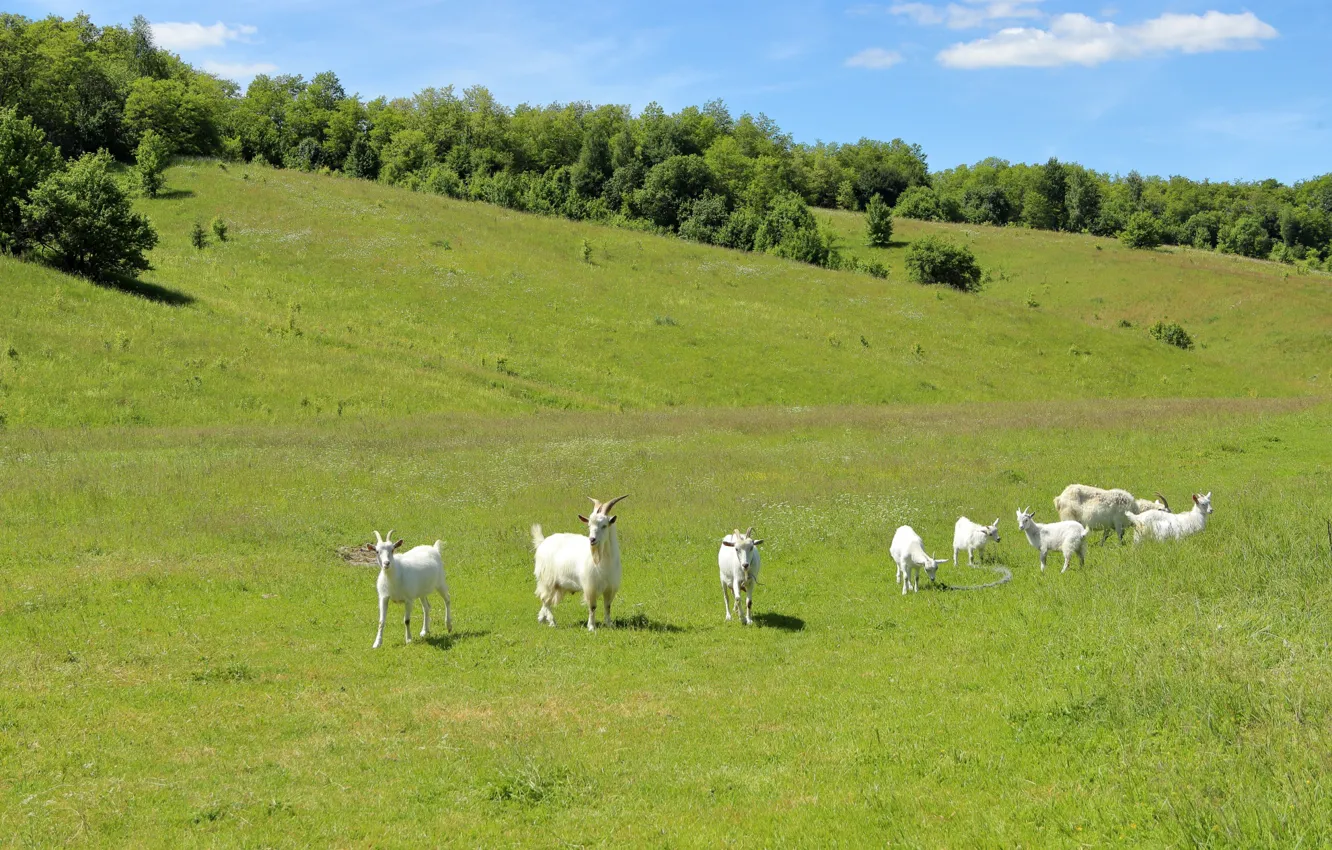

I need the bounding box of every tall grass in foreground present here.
[1,399,1329,846]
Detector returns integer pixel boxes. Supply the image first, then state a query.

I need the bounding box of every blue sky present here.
[16,0,1330,182]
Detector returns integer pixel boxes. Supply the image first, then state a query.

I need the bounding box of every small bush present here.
[893,185,942,221]
[191,222,207,250]
[579,238,592,264]
[856,257,889,279]
[1120,211,1163,249]
[865,195,894,247]
[210,217,228,242]
[1149,320,1194,350]
[134,129,172,198]
[904,235,983,292]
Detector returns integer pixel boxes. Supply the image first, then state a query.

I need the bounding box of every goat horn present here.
[1155,492,1170,512]
[373,530,382,544]
[386,529,394,543]
[744,526,755,538]
[602,494,629,513]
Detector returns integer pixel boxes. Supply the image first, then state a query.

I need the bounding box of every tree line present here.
[2,11,1330,282]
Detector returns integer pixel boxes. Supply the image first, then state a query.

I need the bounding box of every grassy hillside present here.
[1,160,1328,428]
[2,164,1331,847]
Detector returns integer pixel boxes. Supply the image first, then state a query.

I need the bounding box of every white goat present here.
[952,517,1001,567]
[365,530,452,649]
[531,495,627,630]
[891,526,948,595]
[1016,508,1089,573]
[718,527,763,624]
[1054,484,1168,544]
[1128,492,1213,542]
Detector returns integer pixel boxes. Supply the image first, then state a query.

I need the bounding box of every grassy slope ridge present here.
[2,163,1331,847]
[0,160,1328,428]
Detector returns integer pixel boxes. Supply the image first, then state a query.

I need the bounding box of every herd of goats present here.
[362,486,1215,645]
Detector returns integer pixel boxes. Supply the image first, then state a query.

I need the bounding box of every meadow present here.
[1,162,1330,847]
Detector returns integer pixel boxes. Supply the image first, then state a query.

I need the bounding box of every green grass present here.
[2,160,1329,429]
[2,163,1331,847]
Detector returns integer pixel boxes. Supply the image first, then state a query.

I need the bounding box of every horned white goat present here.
[952,517,1001,567]
[1016,508,1089,573]
[365,530,452,649]
[1054,484,1168,544]
[531,495,627,630]
[891,526,948,595]
[718,527,763,624]
[1128,492,1213,542]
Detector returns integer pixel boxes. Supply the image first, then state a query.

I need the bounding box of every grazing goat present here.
[952,517,1001,567]
[366,530,452,649]
[1054,484,1167,544]
[719,527,763,624]
[1016,508,1089,573]
[1128,492,1213,542]
[532,495,627,630]
[891,526,948,595]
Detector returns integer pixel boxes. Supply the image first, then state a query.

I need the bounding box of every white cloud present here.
[203,61,279,81]
[151,21,257,51]
[888,0,1043,29]
[938,10,1276,68]
[845,47,906,68]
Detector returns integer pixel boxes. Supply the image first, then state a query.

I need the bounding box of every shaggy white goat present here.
[1054,484,1168,544]
[1016,508,1089,573]
[952,516,1001,567]
[365,530,452,649]
[531,495,627,630]
[718,527,763,624]
[1128,492,1213,542]
[891,526,948,595]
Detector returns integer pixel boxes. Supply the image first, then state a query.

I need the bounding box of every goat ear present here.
[1192,493,1199,503]
[608,515,617,525]
[753,539,764,546]
[364,543,375,552]
[578,515,589,524]
[722,540,735,547]
[393,539,403,549]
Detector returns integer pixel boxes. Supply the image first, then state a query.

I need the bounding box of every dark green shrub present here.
[21,151,159,280]
[893,185,941,221]
[865,195,894,247]
[1217,215,1273,258]
[754,192,836,266]
[191,222,207,249]
[715,207,759,251]
[1120,211,1163,249]
[904,235,983,292]
[1149,320,1194,350]
[210,217,228,242]
[678,193,730,244]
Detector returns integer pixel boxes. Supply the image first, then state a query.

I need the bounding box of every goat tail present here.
[530,524,545,550]
[433,540,443,554]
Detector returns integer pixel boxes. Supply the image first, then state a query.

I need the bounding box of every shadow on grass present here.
[154,188,196,200]
[98,275,195,306]
[422,629,490,650]
[752,612,806,631]
[614,612,687,633]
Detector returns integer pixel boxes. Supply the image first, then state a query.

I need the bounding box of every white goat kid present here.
[891,526,948,595]
[719,527,763,624]
[531,495,628,631]
[366,530,453,649]
[1128,492,1213,542]
[952,517,1001,567]
[1016,508,1089,573]
[1054,484,1167,544]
